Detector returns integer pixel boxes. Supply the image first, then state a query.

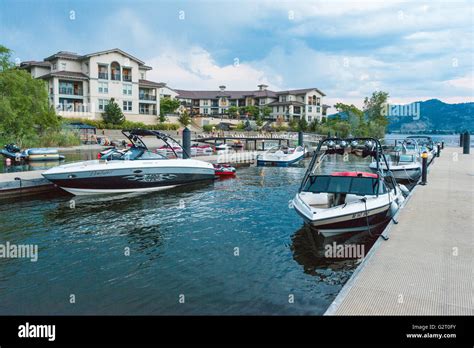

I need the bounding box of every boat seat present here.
[307,192,335,208]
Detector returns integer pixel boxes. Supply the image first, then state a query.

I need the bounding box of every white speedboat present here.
[292,138,405,237]
[257,145,306,166]
[406,135,437,159]
[42,130,216,195]
[215,143,231,151]
[369,153,421,182]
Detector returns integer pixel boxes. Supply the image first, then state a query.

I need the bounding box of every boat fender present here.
[399,184,410,197]
[389,201,399,217]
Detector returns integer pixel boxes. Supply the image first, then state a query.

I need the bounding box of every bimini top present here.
[331,171,378,178]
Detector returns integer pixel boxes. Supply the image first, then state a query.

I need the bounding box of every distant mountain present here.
[387,99,474,133]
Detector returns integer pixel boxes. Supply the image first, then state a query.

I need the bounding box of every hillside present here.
[387,99,474,132]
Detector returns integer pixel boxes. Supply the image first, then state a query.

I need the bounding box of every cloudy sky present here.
[1,0,472,109]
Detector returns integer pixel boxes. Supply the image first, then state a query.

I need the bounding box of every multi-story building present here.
[21,49,166,124]
[175,84,326,122]
[22,48,325,124]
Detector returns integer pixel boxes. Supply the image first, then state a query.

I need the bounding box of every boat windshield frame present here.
[122,129,189,158]
[299,137,394,196]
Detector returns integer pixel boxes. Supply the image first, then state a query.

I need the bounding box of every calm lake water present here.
[0,155,382,315]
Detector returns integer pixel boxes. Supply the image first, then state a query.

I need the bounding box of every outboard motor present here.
[5,143,21,153]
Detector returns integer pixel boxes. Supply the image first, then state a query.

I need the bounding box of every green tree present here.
[260,106,272,119]
[177,110,191,127]
[0,47,61,146]
[102,98,125,125]
[241,105,259,119]
[288,118,298,131]
[298,117,308,132]
[308,118,319,132]
[159,97,180,122]
[0,45,14,72]
[228,106,239,119]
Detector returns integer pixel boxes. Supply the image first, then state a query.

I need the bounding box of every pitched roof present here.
[39,71,89,80]
[139,79,166,88]
[175,89,277,99]
[20,60,51,68]
[276,88,326,96]
[267,100,306,107]
[44,51,81,61]
[81,48,145,65]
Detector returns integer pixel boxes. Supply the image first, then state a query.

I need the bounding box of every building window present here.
[123,84,132,96]
[203,108,209,114]
[111,61,121,80]
[317,106,321,113]
[316,97,321,106]
[98,64,108,79]
[98,82,108,94]
[60,62,66,70]
[203,100,209,106]
[52,63,57,70]
[259,98,265,105]
[308,106,312,112]
[140,72,145,79]
[98,99,109,111]
[308,116,312,122]
[123,101,132,112]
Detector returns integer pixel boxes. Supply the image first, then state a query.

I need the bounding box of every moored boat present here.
[292,138,405,237]
[257,145,306,166]
[42,129,215,195]
[1,144,65,162]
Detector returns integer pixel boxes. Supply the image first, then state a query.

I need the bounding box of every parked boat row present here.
[1,144,65,162]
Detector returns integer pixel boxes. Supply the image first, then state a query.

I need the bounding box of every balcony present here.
[139,94,157,101]
[111,73,121,81]
[139,109,157,115]
[59,87,83,96]
[98,72,108,80]
[123,75,132,82]
[56,103,89,113]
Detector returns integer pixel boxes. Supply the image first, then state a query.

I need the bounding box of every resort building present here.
[22,48,326,124]
[174,84,326,122]
[21,49,165,124]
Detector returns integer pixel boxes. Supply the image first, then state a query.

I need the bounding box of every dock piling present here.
[182,127,191,159]
[441,141,444,149]
[420,153,428,185]
[298,131,303,146]
[463,131,470,154]
[459,133,464,147]
[437,144,441,157]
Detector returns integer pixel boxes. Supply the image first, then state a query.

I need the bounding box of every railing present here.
[139,94,157,101]
[56,104,89,112]
[111,73,121,81]
[139,109,157,115]
[98,72,108,79]
[123,75,132,82]
[59,87,83,96]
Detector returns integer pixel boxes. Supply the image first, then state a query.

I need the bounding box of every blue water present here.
[0,156,379,315]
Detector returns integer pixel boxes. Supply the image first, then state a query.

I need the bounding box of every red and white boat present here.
[213,164,236,177]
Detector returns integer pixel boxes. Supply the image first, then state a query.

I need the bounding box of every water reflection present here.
[290,224,382,284]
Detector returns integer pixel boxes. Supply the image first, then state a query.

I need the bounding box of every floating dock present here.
[325,147,474,315]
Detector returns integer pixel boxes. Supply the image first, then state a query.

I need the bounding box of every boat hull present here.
[257,153,305,167]
[42,160,215,195]
[295,203,391,237]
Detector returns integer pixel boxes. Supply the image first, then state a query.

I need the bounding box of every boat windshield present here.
[399,154,415,162]
[121,147,166,160]
[303,175,386,195]
[269,146,292,154]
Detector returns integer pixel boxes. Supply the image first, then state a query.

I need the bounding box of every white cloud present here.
[146,46,283,90]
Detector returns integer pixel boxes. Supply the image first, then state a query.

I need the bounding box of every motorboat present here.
[257,145,306,166]
[1,144,65,162]
[156,145,183,157]
[231,140,244,148]
[191,144,214,156]
[213,164,236,177]
[292,138,405,237]
[215,143,231,151]
[406,135,437,159]
[42,129,216,195]
[369,153,421,182]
